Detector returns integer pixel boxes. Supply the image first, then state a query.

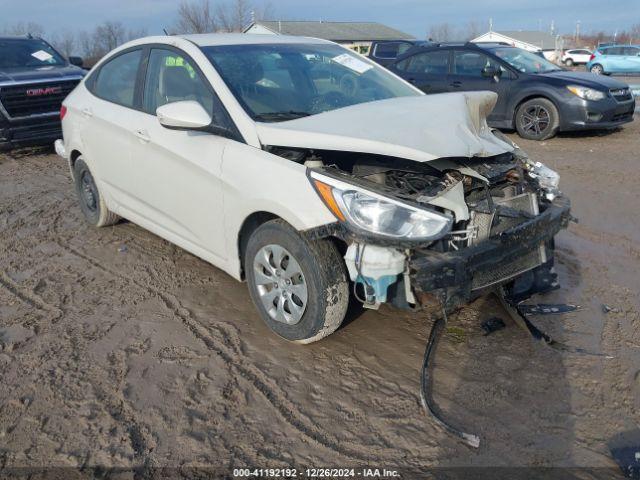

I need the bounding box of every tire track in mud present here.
[0,270,63,321]
[53,238,405,462]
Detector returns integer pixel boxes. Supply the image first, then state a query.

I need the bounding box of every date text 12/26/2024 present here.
[233,468,400,478]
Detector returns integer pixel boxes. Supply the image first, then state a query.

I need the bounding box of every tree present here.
[175,0,218,34]
[429,23,455,42]
[462,20,482,41]
[77,22,148,67]
[2,21,45,37]
[50,30,77,58]
[174,0,274,34]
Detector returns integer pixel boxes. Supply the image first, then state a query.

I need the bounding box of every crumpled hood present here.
[255,91,513,162]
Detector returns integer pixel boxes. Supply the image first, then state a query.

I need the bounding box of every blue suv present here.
[587,45,640,75]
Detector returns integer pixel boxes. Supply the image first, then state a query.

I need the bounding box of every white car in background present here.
[561,48,593,66]
[56,34,570,344]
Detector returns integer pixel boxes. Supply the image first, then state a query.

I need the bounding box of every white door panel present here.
[126,111,228,260]
[79,98,137,206]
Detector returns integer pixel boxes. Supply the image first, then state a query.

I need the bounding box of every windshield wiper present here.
[254,111,311,121]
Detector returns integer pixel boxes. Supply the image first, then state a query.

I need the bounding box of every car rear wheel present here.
[590,63,604,75]
[564,58,574,67]
[515,98,559,141]
[73,157,120,227]
[245,219,349,344]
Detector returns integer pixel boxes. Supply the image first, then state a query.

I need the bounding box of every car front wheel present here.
[564,58,574,67]
[515,98,560,141]
[73,157,120,227]
[590,63,604,75]
[245,219,349,343]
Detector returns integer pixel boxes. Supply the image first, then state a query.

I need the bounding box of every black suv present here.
[0,36,85,151]
[386,42,635,140]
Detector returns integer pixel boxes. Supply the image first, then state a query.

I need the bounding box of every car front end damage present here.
[300,140,571,313]
[256,92,571,314]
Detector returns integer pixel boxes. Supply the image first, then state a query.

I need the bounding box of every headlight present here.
[526,161,560,200]
[567,85,606,101]
[309,171,452,241]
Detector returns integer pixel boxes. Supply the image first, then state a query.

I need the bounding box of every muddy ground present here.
[1,117,639,478]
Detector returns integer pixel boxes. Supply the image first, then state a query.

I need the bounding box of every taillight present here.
[60,105,67,120]
[589,53,596,61]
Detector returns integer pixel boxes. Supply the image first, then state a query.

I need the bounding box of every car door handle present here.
[81,107,93,118]
[135,129,150,143]
[450,81,462,88]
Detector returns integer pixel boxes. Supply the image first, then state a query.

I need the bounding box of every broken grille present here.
[469,192,544,290]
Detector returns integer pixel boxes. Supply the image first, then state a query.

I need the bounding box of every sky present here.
[1,0,637,38]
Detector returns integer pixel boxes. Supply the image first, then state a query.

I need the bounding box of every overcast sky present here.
[1,0,637,38]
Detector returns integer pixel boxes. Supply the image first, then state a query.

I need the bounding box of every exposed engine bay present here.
[267,133,569,312]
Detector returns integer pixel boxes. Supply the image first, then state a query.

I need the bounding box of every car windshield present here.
[493,47,562,74]
[201,43,421,122]
[0,39,66,68]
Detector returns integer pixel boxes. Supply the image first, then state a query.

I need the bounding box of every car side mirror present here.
[68,56,83,67]
[481,66,501,79]
[157,100,214,131]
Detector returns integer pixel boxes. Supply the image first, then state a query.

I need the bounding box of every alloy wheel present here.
[521,105,550,136]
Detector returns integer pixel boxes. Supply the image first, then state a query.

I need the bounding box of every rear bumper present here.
[410,197,571,306]
[0,114,61,151]
[558,94,635,131]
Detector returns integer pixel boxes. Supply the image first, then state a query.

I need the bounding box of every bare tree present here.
[3,21,45,37]
[175,0,219,33]
[630,23,640,43]
[76,22,148,67]
[174,0,274,34]
[462,20,482,41]
[429,23,455,42]
[50,30,77,58]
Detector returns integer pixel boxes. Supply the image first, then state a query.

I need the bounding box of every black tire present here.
[245,219,349,344]
[590,63,604,75]
[515,98,559,141]
[564,58,574,67]
[73,157,120,227]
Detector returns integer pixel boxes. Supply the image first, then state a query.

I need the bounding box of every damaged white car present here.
[56,34,571,343]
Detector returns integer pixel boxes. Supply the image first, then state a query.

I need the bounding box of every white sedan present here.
[56,34,570,343]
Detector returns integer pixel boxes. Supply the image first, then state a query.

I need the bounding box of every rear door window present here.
[397,50,450,74]
[93,49,142,108]
[452,51,502,77]
[373,42,403,59]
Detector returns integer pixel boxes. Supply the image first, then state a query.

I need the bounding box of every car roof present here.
[177,33,333,47]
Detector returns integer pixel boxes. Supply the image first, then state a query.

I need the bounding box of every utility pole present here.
[550,20,555,35]
[575,20,581,43]
[489,18,493,32]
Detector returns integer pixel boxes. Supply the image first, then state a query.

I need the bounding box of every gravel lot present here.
[1,113,639,477]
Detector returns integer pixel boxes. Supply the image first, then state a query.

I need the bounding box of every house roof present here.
[476,30,558,49]
[245,21,414,42]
